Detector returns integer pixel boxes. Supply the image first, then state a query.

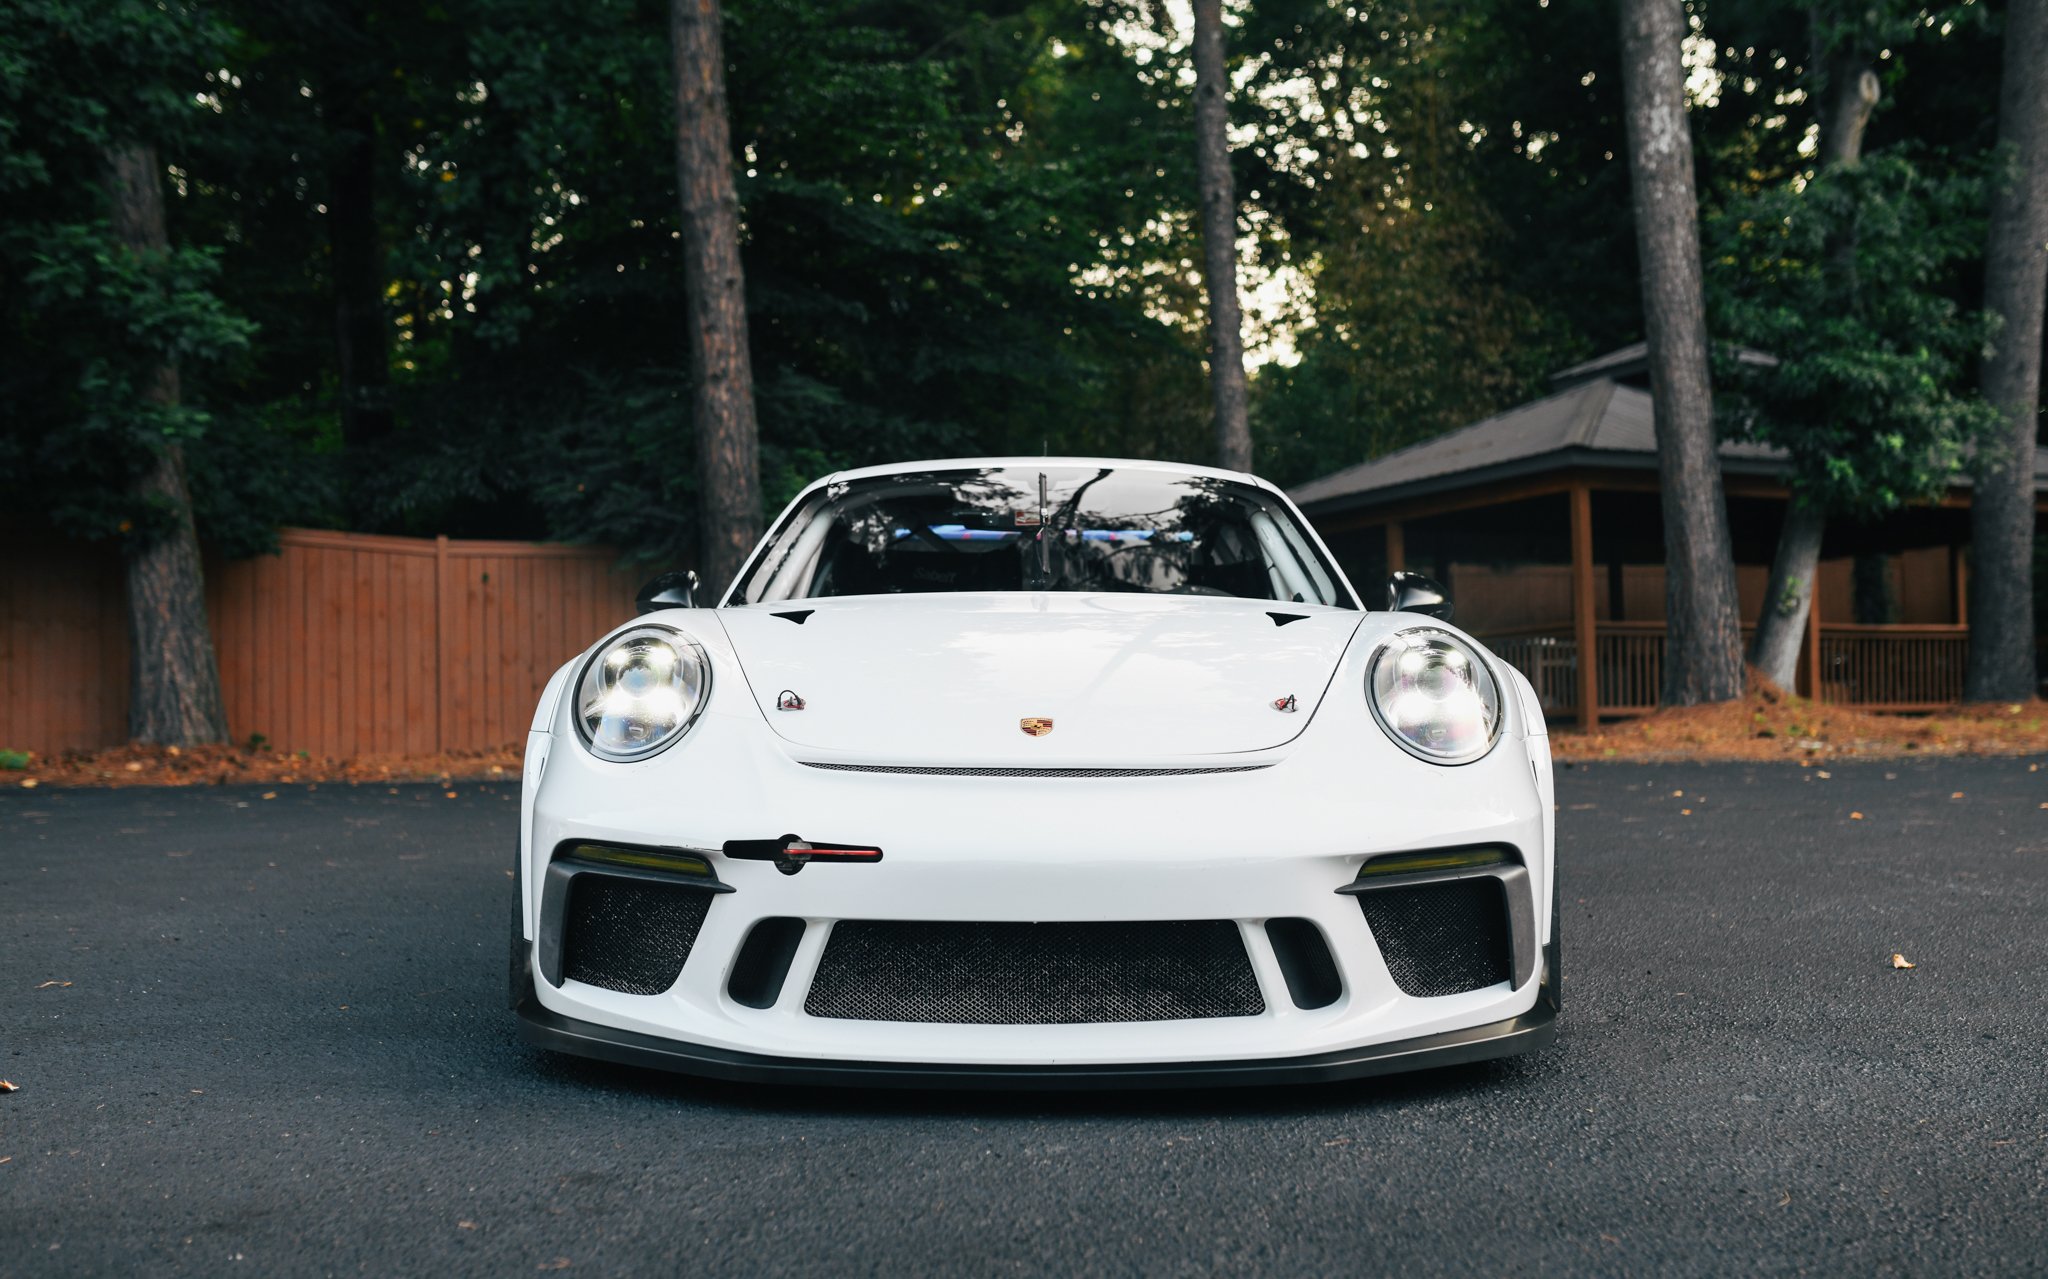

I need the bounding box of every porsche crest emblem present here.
[1019,717,1054,737]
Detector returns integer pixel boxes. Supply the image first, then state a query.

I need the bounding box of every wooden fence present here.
[1,529,637,757]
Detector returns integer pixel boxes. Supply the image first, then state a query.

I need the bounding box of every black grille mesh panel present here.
[561,877,711,996]
[805,920,1264,1024]
[801,763,1270,779]
[1357,879,1512,998]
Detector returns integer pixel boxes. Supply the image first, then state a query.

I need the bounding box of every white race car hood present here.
[716,594,1364,763]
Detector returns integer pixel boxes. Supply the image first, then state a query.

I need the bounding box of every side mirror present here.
[636,570,701,614]
[1385,570,1452,621]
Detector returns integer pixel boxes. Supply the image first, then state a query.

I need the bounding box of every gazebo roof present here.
[1289,360,2048,519]
[1290,378,1779,516]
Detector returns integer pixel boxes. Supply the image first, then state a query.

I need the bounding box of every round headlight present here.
[1366,627,1503,764]
[573,625,711,761]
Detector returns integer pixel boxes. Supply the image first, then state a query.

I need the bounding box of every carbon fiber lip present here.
[514,967,1558,1091]
[798,762,1273,778]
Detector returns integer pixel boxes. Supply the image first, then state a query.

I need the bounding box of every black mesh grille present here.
[801,763,1270,779]
[560,877,711,995]
[1357,880,1512,998]
[804,920,1264,1024]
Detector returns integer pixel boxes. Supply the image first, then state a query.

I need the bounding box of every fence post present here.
[1569,484,1598,731]
[435,534,451,753]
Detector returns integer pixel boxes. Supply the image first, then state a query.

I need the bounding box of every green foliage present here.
[1235,0,1633,487]
[0,750,32,770]
[0,0,256,544]
[1705,153,1999,519]
[0,0,2023,569]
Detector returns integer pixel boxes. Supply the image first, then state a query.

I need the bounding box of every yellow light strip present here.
[568,844,713,878]
[1356,848,1508,877]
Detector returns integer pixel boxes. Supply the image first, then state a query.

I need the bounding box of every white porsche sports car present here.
[512,457,1557,1087]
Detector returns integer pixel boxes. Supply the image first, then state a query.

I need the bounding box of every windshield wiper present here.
[1028,466,1112,590]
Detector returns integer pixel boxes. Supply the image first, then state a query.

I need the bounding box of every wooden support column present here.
[1801,583,1823,699]
[1569,484,1597,731]
[1949,543,1968,625]
[1385,521,1405,574]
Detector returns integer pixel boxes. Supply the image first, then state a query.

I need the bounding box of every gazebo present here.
[1290,345,2048,728]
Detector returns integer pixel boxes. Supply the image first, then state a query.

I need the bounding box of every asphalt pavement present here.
[3,757,2046,1276]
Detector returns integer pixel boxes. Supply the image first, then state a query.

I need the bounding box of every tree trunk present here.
[1815,52,1880,169]
[330,93,393,452]
[1191,0,1253,473]
[104,144,231,746]
[671,0,761,594]
[1749,21,1884,681]
[1619,0,1746,706]
[1964,0,2048,702]
[1749,501,1827,689]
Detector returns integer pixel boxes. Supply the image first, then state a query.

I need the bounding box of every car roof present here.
[821,456,1273,490]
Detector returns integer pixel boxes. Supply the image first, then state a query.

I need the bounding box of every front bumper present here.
[516,669,1558,1082]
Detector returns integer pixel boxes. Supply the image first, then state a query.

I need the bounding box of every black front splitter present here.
[514,972,1557,1091]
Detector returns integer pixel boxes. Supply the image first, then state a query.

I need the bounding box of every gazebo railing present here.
[1478,621,1965,718]
[1816,624,1967,710]
[1483,631,1579,715]
[1482,622,1676,716]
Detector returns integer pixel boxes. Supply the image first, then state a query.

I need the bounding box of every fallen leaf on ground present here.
[458,1220,478,1231]
[1850,811,1865,820]
[1323,1137,1351,1147]
[20,779,36,789]
[1891,953,1916,969]
[34,981,70,989]
[1777,1190,1791,1207]
[261,792,277,800]
[538,1260,572,1272]
[0,1080,18,1092]
[1951,792,1965,799]
[124,762,143,772]
[444,790,458,799]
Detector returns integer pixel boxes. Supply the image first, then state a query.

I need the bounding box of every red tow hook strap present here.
[722,836,883,865]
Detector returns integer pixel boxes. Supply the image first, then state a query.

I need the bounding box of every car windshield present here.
[729,465,1354,607]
